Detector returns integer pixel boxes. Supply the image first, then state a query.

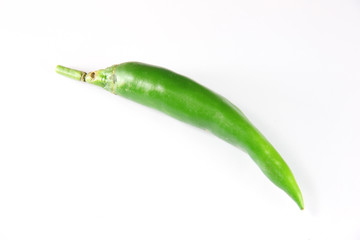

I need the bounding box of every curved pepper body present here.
[57,62,304,209]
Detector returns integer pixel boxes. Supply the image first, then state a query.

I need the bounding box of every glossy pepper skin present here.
[56,62,304,209]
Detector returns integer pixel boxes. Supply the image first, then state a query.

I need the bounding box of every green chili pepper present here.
[56,62,304,209]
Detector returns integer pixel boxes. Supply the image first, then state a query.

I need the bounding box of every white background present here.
[0,0,359,239]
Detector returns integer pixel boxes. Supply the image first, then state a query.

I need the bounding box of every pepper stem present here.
[55,65,87,81]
